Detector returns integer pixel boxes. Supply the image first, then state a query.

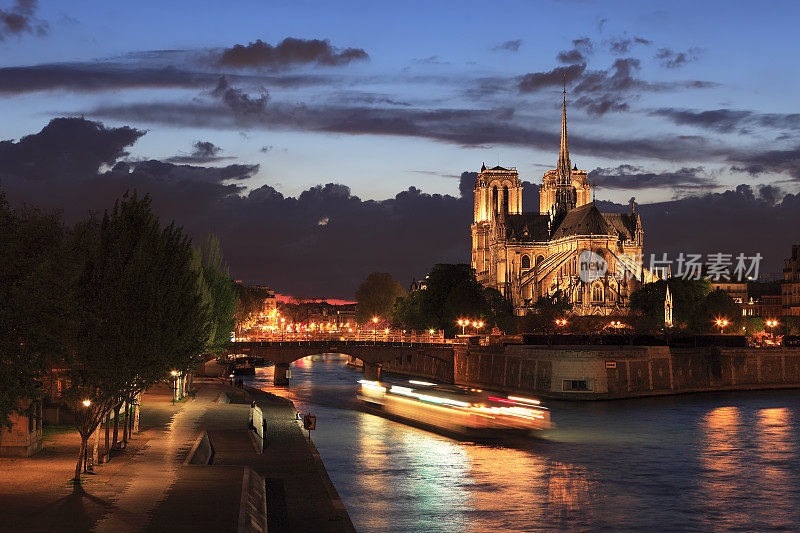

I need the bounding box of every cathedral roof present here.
[503,213,550,242]
[603,212,639,241]
[551,202,612,239]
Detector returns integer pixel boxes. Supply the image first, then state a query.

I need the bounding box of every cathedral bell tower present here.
[471,163,522,281]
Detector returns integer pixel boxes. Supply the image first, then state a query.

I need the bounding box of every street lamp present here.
[766,319,779,341]
[457,319,467,335]
[555,318,568,327]
[170,370,178,405]
[715,318,729,334]
[372,316,379,343]
[82,399,91,408]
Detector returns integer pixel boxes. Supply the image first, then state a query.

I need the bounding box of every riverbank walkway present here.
[0,375,354,532]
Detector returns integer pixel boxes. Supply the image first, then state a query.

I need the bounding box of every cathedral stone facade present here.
[471,92,653,316]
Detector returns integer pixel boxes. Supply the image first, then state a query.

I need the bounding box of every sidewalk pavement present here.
[0,377,354,533]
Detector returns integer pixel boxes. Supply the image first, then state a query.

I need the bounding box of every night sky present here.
[1,1,798,298]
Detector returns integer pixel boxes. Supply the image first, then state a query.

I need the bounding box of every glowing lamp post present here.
[170,370,178,405]
[766,319,779,340]
[372,316,379,343]
[715,318,729,334]
[457,319,467,335]
[555,318,568,328]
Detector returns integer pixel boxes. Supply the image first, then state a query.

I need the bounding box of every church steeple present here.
[556,87,571,181]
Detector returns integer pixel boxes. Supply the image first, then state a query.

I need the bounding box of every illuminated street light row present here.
[456,318,484,335]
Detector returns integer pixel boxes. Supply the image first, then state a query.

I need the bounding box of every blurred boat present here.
[357,379,551,436]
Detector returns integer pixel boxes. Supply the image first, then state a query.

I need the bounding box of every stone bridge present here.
[229,341,455,385]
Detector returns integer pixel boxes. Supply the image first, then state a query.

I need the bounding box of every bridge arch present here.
[227,341,455,386]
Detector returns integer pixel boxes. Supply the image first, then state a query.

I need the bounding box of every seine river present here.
[246,355,800,532]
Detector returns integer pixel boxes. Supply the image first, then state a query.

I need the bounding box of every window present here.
[592,284,604,302]
[502,185,509,213]
[492,187,499,213]
[563,379,593,392]
[521,255,531,270]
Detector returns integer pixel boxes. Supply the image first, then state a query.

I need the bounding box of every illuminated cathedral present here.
[470,91,654,316]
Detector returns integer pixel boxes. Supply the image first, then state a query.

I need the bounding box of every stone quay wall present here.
[453,344,800,400]
[376,347,455,383]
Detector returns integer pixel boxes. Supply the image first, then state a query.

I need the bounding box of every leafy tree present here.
[235,284,276,323]
[521,290,571,334]
[630,278,713,333]
[702,289,741,333]
[741,316,766,336]
[484,287,515,333]
[391,264,513,336]
[0,193,71,429]
[66,192,211,484]
[196,234,237,352]
[355,272,404,323]
[392,289,427,330]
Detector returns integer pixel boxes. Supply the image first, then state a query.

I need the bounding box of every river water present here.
[246,355,800,532]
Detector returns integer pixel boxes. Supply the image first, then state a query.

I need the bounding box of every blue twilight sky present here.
[2,0,799,204]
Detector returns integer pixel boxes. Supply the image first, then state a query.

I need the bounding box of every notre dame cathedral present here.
[471,91,655,316]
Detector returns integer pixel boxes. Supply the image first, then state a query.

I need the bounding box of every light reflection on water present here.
[246,357,800,532]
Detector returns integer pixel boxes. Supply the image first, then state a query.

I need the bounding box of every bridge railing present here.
[234,330,449,345]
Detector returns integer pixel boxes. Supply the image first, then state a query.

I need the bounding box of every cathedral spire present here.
[556,83,571,181]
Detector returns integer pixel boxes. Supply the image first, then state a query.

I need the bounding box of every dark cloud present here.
[0,60,331,95]
[86,83,725,163]
[2,117,797,296]
[518,63,587,92]
[217,38,368,70]
[573,37,593,53]
[165,140,228,164]
[607,36,652,54]
[211,76,269,117]
[329,91,411,107]
[656,47,700,68]
[0,0,47,40]
[492,39,523,52]
[518,56,715,116]
[729,145,800,181]
[557,49,585,64]
[588,164,716,191]
[652,107,800,134]
[0,117,144,180]
[612,185,800,276]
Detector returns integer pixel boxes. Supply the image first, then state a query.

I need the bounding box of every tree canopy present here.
[355,272,405,323]
[630,278,741,333]
[392,264,514,336]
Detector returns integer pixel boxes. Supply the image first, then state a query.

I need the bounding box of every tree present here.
[391,264,507,336]
[630,278,713,333]
[0,192,71,429]
[521,291,571,334]
[392,289,427,330]
[355,272,404,323]
[702,289,741,333]
[66,192,212,484]
[196,234,237,353]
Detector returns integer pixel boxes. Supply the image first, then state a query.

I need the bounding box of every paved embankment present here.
[0,377,354,532]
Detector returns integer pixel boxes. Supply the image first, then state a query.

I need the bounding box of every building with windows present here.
[784,245,800,316]
[471,91,653,316]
